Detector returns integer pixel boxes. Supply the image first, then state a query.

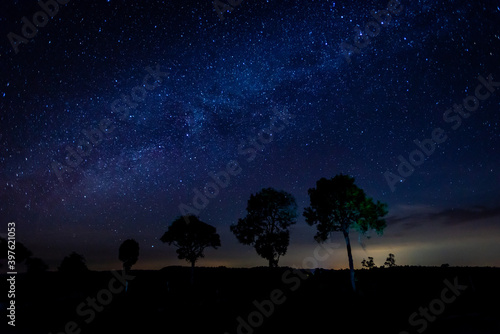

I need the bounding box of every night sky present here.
[1,0,499,271]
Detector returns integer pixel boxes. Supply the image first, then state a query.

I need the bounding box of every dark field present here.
[1,266,499,334]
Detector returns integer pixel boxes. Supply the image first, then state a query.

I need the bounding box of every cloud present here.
[428,205,500,226]
[385,204,442,228]
[386,203,500,229]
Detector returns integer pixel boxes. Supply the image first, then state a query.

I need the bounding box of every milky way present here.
[1,0,499,269]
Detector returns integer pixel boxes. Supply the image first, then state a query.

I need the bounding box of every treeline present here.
[154,174,388,292]
[3,174,388,292]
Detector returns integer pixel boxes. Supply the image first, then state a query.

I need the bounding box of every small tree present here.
[58,252,88,273]
[160,215,221,284]
[119,239,139,292]
[384,253,396,268]
[304,174,388,292]
[119,239,140,272]
[230,188,298,267]
[361,257,375,269]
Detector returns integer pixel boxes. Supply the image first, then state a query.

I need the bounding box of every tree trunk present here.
[268,256,279,268]
[123,264,129,292]
[190,261,195,285]
[343,229,356,293]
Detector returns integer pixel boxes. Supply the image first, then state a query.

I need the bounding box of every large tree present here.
[304,174,387,292]
[160,215,221,283]
[230,188,298,267]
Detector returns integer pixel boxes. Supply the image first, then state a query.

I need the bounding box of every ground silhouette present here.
[1,266,499,334]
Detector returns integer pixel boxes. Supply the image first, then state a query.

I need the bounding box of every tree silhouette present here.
[303,174,388,292]
[58,252,88,273]
[230,188,298,267]
[0,237,33,267]
[118,239,139,292]
[119,239,140,272]
[361,257,375,269]
[384,253,396,268]
[26,257,49,273]
[160,215,221,283]
[14,240,33,263]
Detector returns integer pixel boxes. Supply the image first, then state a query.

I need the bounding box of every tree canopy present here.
[304,175,387,240]
[160,215,221,268]
[362,257,376,269]
[230,187,298,267]
[384,253,396,267]
[119,239,140,272]
[58,251,88,273]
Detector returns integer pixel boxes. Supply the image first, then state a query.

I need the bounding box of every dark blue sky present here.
[1,0,499,270]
